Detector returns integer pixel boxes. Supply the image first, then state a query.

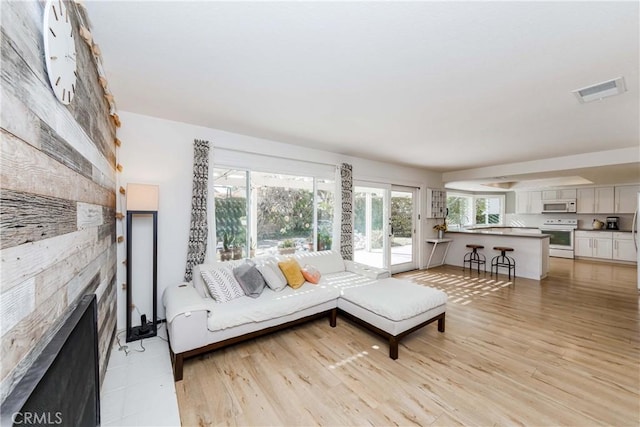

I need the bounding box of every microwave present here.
[542,199,577,213]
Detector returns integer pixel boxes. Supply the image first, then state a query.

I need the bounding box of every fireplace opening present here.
[1,294,100,426]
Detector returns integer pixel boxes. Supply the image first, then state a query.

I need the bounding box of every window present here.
[213,169,249,260]
[475,196,502,225]
[213,168,334,260]
[447,192,504,229]
[254,172,314,256]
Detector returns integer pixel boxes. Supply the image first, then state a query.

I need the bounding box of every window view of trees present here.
[391,194,412,239]
[447,194,472,229]
[475,197,502,225]
[214,168,334,260]
[254,172,314,254]
[316,179,334,251]
[447,193,504,229]
[354,189,384,250]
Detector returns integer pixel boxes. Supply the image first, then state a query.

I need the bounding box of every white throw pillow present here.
[201,266,245,303]
[256,260,287,292]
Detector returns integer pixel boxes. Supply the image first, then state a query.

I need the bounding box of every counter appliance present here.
[540,218,578,258]
[606,216,619,230]
[542,199,577,214]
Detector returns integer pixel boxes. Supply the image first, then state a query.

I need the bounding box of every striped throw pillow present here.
[201,267,245,303]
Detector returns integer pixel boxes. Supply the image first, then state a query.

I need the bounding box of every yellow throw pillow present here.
[278,258,305,289]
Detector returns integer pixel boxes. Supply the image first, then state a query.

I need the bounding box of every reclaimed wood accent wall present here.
[0,1,117,400]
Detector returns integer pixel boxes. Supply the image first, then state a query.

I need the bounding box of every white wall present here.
[117,111,442,329]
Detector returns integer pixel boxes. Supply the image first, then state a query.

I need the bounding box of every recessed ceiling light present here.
[572,77,626,103]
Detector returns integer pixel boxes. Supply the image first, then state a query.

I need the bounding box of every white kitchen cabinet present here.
[574,234,592,257]
[577,187,614,214]
[542,189,577,200]
[516,191,542,214]
[613,232,636,262]
[574,231,613,260]
[614,185,640,214]
[594,237,613,259]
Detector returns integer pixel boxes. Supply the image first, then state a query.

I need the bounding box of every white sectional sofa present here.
[163,251,447,381]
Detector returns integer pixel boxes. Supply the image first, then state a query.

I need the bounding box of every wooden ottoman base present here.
[337,278,448,359]
[338,309,445,359]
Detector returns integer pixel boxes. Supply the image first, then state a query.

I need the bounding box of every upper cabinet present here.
[542,189,577,200]
[427,188,447,218]
[577,187,614,214]
[517,185,638,215]
[614,185,640,213]
[516,191,542,214]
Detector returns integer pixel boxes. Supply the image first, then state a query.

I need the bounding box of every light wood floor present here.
[175,259,639,426]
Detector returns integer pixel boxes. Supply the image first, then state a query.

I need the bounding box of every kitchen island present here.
[440,229,550,280]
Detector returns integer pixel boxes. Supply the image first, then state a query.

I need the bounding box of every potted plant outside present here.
[278,239,296,255]
[317,231,332,251]
[220,232,233,261]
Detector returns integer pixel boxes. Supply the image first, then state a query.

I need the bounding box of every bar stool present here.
[463,244,486,273]
[491,247,515,279]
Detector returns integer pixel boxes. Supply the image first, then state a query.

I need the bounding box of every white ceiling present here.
[86,1,640,190]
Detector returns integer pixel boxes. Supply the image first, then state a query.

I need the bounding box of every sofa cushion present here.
[293,251,345,275]
[301,265,321,284]
[201,266,245,303]
[321,271,377,289]
[256,259,287,292]
[207,283,340,331]
[233,261,266,298]
[278,258,305,289]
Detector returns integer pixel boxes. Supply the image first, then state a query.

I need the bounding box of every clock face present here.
[43,0,77,105]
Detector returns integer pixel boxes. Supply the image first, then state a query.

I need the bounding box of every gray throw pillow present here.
[256,261,287,292]
[233,260,266,298]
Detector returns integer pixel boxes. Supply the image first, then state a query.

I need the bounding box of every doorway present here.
[353,184,417,273]
[390,186,417,273]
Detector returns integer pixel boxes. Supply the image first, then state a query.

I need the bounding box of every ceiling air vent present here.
[572,77,626,103]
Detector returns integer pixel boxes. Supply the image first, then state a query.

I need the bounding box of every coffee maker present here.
[606,216,619,230]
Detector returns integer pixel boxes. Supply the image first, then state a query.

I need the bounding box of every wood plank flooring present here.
[175,258,639,426]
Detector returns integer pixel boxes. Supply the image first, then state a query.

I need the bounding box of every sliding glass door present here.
[354,185,388,269]
[390,187,417,273]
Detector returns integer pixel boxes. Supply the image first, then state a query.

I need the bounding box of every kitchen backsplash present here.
[505,213,635,231]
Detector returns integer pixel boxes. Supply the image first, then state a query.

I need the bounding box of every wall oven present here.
[540,219,578,259]
[542,199,577,214]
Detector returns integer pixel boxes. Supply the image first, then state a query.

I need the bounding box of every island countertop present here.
[445,229,550,238]
[436,230,550,280]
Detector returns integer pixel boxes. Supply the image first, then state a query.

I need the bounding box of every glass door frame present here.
[353,182,419,273]
[353,182,390,270]
[389,185,418,274]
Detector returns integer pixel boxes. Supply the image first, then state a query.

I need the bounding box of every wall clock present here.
[43,0,77,104]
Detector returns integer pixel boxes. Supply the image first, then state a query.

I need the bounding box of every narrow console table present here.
[425,238,453,269]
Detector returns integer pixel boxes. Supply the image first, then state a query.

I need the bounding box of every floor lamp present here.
[126,183,159,342]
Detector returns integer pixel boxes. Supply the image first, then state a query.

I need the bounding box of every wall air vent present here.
[572,77,626,103]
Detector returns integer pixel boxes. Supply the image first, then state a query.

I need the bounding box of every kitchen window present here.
[446,193,505,229]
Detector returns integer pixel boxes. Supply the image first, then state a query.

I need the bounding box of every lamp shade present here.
[126,184,159,211]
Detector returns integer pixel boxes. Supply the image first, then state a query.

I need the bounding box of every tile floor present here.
[100,325,181,426]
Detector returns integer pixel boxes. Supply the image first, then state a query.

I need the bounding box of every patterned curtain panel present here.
[184,139,210,281]
[340,163,354,260]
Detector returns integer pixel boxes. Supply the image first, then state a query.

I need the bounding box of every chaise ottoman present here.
[337,278,447,359]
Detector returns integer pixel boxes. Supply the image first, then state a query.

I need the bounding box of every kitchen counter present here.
[438,231,550,280]
[576,229,633,232]
[449,228,548,238]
